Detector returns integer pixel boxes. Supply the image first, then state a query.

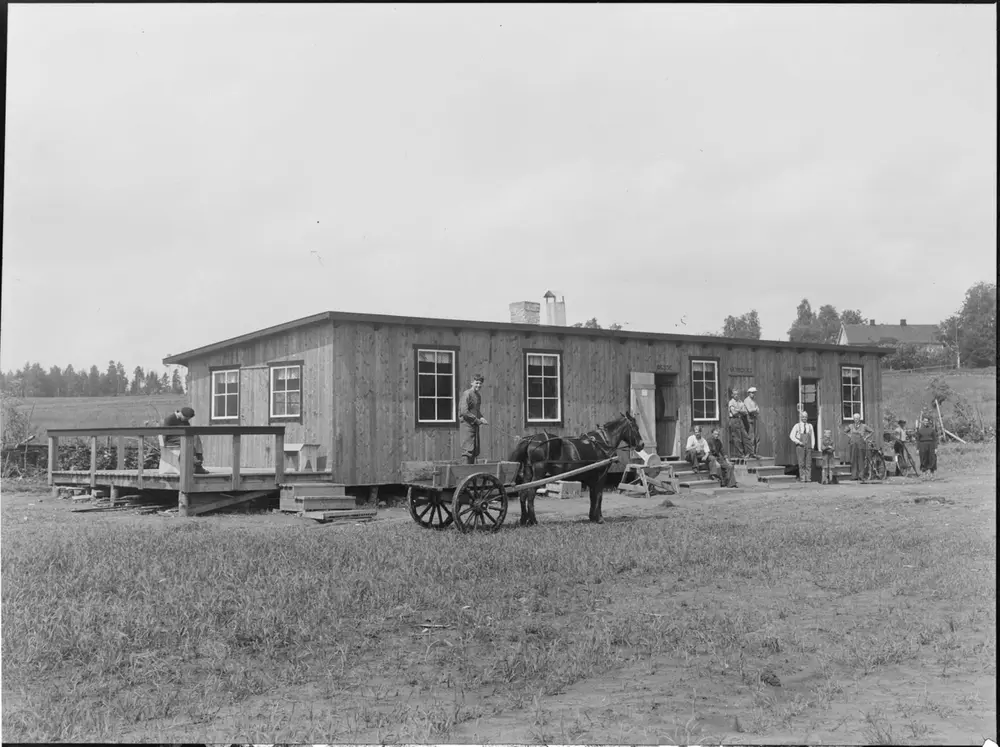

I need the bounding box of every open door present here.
[655,373,680,457]
[799,377,820,443]
[629,372,657,455]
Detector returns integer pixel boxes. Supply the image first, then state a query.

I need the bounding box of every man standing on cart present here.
[458,373,488,464]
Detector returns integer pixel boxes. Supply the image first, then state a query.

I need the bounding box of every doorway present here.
[655,373,679,457]
[799,377,820,444]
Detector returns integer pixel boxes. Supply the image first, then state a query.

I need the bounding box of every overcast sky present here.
[2,3,996,375]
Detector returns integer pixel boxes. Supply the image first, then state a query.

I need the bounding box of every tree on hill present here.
[131,366,144,395]
[145,370,161,394]
[159,372,170,392]
[170,368,184,394]
[940,281,997,367]
[86,366,101,397]
[788,300,867,344]
[63,364,80,396]
[722,310,761,339]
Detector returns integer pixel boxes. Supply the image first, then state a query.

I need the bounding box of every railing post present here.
[116,435,125,470]
[89,436,97,490]
[179,432,195,503]
[231,433,242,491]
[274,429,285,486]
[137,436,145,490]
[48,436,59,496]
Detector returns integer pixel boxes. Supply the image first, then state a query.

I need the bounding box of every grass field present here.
[2,443,994,743]
[10,395,189,436]
[882,367,997,428]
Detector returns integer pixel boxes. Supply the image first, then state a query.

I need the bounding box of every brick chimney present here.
[900,319,907,326]
[869,319,876,326]
[509,301,540,324]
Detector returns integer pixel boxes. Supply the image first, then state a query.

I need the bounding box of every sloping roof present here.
[841,323,942,346]
[163,310,889,366]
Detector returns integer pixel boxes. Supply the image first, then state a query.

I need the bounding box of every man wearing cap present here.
[159,407,208,474]
[789,410,816,483]
[727,388,749,458]
[458,374,488,464]
[743,387,761,458]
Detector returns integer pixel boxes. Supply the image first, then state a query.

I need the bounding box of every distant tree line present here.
[0,361,186,398]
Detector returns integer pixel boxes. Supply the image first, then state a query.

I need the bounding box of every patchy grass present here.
[883,368,996,427]
[2,445,995,742]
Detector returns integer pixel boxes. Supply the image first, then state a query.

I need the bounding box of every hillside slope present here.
[12,395,189,438]
[882,367,996,426]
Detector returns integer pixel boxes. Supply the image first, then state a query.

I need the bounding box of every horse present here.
[508,411,644,526]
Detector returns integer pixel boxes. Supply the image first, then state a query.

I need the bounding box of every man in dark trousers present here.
[160,406,208,474]
[707,427,737,487]
[458,374,488,464]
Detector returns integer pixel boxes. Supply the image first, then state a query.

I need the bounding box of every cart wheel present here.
[452,473,508,533]
[408,486,454,529]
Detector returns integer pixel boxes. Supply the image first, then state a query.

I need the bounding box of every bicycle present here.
[861,437,887,482]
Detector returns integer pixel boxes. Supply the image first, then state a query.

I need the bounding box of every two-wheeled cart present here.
[402,456,618,533]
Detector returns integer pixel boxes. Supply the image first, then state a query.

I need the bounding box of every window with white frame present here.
[416,349,456,423]
[270,364,302,418]
[211,369,240,421]
[841,366,864,420]
[525,352,562,422]
[690,359,719,422]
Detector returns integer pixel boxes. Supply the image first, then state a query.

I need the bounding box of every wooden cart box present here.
[401,460,521,487]
[280,482,352,512]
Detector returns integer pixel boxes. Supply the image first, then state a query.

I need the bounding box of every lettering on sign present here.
[802,365,818,372]
[655,363,676,372]
[728,367,755,376]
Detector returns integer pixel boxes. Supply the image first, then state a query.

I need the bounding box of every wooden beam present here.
[89,436,97,489]
[186,490,272,516]
[180,434,195,494]
[48,436,58,486]
[137,437,144,490]
[231,433,242,491]
[178,491,190,517]
[116,436,125,470]
[274,430,285,486]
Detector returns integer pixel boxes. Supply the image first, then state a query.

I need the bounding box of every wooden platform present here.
[50,468,334,493]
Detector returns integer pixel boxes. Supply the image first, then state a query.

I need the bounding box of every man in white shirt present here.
[685,425,711,473]
[743,387,761,458]
[789,410,816,483]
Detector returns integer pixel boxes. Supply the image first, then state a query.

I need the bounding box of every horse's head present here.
[618,410,644,452]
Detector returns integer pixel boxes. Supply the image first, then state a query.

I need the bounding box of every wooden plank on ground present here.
[186,490,273,516]
[303,507,378,523]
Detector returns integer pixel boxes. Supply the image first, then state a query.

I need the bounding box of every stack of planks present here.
[279,482,377,524]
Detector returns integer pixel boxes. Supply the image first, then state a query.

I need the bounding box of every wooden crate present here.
[548,480,584,500]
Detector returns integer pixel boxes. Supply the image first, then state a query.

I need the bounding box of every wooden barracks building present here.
[163,294,888,487]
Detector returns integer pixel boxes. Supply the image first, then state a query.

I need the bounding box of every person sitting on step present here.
[707,427,737,487]
[684,425,711,473]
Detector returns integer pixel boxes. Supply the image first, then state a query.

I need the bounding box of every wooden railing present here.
[47,426,286,493]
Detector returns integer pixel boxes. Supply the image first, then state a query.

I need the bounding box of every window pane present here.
[437,399,453,421]
[214,376,226,394]
[542,377,557,398]
[693,400,706,420]
[528,379,542,398]
[418,374,434,397]
[226,394,238,416]
[542,356,557,374]
[418,351,435,363]
[418,398,436,421]
[437,374,452,397]
[287,392,301,414]
[287,368,301,388]
[214,396,225,418]
[436,351,452,367]
[273,392,286,415]
[527,399,543,420]
[543,399,558,420]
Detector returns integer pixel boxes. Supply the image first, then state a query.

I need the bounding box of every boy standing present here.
[820,429,836,484]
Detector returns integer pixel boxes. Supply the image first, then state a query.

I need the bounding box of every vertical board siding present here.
[184,320,884,483]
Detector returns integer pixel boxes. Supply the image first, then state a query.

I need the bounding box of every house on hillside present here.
[162,298,888,488]
[838,319,944,355]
